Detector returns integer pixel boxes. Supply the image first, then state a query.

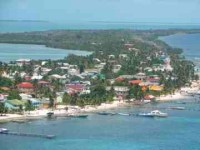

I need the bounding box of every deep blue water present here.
[1,99,200,150]
[0,43,91,63]
[0,21,200,33]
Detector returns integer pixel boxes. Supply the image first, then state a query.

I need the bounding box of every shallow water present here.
[1,98,200,150]
[0,43,91,62]
[160,33,200,60]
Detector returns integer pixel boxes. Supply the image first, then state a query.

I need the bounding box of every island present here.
[0,29,200,121]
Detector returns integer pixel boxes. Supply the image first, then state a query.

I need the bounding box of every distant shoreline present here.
[0,20,49,23]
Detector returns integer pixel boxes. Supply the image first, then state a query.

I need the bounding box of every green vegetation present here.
[0,102,8,116]
[0,29,198,108]
[7,90,22,100]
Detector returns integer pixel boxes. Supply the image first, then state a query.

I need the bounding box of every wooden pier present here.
[0,131,56,139]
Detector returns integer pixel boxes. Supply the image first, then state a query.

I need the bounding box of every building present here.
[17,82,34,94]
[0,94,6,102]
[119,54,128,59]
[113,65,122,73]
[65,83,89,95]
[16,59,31,66]
[5,99,26,110]
[129,80,142,85]
[106,86,129,98]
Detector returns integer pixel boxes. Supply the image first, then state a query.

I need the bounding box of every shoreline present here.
[0,101,128,123]
[0,91,197,123]
[1,80,199,123]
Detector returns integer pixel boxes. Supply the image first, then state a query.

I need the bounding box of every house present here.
[113,65,122,73]
[17,82,34,94]
[93,58,101,63]
[146,75,160,83]
[106,86,129,98]
[115,77,125,82]
[28,98,41,108]
[16,59,31,66]
[119,54,128,59]
[38,80,50,87]
[65,83,89,95]
[50,74,66,80]
[0,87,10,91]
[41,68,52,75]
[149,85,163,91]
[68,68,79,76]
[129,80,142,85]
[20,93,32,100]
[5,99,26,110]
[108,55,115,59]
[124,43,134,48]
[119,75,134,80]
[95,63,105,71]
[133,72,146,80]
[31,74,43,80]
[24,75,31,81]
[0,94,6,102]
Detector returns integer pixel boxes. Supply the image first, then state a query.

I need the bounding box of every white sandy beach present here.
[1,82,200,122]
[0,101,127,122]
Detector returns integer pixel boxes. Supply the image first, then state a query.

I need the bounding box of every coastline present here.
[0,101,128,123]
[1,85,198,123]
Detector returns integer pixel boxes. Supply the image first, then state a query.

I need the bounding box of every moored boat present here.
[47,111,54,118]
[0,128,9,133]
[169,106,185,110]
[68,114,88,118]
[118,113,130,116]
[138,110,168,118]
[97,112,116,116]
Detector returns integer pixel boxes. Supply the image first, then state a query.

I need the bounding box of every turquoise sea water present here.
[0,43,91,63]
[1,24,200,149]
[160,33,200,69]
[160,33,200,60]
[1,99,200,150]
[0,21,200,33]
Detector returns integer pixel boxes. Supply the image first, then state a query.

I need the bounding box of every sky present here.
[0,0,200,24]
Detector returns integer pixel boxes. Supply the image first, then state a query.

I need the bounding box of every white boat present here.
[143,100,151,104]
[0,128,9,133]
[118,113,130,116]
[138,110,168,118]
[169,106,185,110]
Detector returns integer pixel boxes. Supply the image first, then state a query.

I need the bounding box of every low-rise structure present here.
[17,82,34,94]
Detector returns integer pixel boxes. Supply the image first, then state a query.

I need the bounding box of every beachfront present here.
[1,80,200,122]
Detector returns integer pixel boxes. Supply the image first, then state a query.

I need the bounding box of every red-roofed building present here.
[129,80,142,85]
[17,82,34,94]
[115,77,124,82]
[65,84,88,95]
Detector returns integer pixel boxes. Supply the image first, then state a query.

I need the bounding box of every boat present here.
[12,119,27,123]
[169,106,185,110]
[118,113,130,116]
[0,128,9,133]
[97,112,116,116]
[143,100,151,104]
[68,114,88,118]
[138,110,168,118]
[47,111,54,118]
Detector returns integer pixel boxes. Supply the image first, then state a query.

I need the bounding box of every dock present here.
[0,131,56,139]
